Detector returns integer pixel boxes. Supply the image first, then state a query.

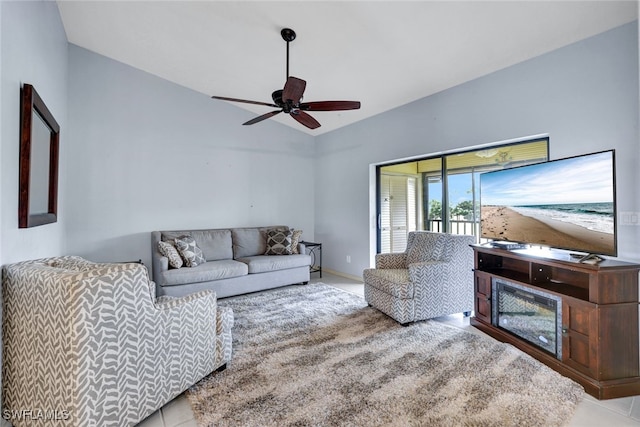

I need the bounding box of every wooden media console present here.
[471,244,640,399]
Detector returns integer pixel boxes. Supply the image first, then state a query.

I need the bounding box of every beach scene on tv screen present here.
[480,151,615,255]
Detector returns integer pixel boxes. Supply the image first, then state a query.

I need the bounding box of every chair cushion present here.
[162,259,248,285]
[236,254,311,274]
[363,268,413,299]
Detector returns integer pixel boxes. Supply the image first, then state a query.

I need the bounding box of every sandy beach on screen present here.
[481,206,614,254]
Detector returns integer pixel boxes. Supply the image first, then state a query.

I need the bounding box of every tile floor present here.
[135,272,640,427]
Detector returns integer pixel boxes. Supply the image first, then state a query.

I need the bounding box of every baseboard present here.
[322,268,363,283]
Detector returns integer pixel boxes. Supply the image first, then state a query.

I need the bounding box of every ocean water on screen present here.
[510,203,614,234]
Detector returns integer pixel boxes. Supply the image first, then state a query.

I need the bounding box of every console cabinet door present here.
[562,298,598,377]
[474,271,492,324]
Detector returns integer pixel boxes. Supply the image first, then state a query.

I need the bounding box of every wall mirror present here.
[19,83,60,228]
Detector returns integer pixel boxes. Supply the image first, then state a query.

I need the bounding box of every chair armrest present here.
[375,252,407,269]
[408,260,472,291]
[408,260,446,283]
[408,260,474,316]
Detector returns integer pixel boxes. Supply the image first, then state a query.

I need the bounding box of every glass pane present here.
[447,171,476,236]
[424,173,443,233]
[29,111,51,214]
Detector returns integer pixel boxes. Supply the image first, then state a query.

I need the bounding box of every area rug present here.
[186,283,584,427]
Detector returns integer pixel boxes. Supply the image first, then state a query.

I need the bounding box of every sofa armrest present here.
[375,252,407,269]
[151,231,168,286]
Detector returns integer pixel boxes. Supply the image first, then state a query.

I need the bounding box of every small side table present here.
[301,241,322,278]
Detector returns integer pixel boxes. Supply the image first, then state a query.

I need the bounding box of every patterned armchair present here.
[2,256,233,427]
[364,231,474,324]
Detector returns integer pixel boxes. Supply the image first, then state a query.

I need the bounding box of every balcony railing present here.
[428,219,479,237]
[380,220,481,254]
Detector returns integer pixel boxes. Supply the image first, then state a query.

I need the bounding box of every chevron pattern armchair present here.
[364,231,474,325]
[2,256,233,427]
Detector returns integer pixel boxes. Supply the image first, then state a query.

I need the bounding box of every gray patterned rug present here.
[186,283,584,427]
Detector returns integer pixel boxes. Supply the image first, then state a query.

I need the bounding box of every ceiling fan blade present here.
[212,95,279,108]
[282,76,306,104]
[299,101,361,111]
[243,110,282,126]
[290,110,320,129]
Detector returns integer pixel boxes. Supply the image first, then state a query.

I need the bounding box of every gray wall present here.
[0,2,637,278]
[0,0,68,265]
[0,0,69,417]
[315,21,639,278]
[65,45,316,268]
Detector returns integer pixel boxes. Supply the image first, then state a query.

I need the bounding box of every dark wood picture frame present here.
[19,83,60,228]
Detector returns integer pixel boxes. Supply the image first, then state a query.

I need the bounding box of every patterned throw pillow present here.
[290,229,303,254]
[265,229,293,255]
[158,241,183,269]
[174,235,206,267]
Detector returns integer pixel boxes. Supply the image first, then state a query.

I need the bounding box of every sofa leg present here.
[215,363,227,373]
[302,281,309,285]
[400,322,411,327]
[463,311,471,317]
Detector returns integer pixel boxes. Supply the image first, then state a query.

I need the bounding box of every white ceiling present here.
[56,1,638,135]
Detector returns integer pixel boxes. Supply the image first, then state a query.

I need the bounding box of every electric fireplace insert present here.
[491,279,563,359]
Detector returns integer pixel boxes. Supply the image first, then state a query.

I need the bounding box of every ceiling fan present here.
[212,28,361,130]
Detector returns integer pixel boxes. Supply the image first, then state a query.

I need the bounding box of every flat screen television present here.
[480,150,616,257]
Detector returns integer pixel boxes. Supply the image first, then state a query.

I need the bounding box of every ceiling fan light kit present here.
[212,28,360,130]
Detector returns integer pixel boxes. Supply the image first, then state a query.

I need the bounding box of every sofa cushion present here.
[162,230,233,261]
[162,260,248,286]
[231,226,287,258]
[236,254,311,274]
[157,241,183,269]
[174,235,206,267]
[192,229,233,261]
[231,228,265,258]
[265,229,293,255]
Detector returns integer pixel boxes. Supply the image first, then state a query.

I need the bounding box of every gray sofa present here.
[152,226,311,298]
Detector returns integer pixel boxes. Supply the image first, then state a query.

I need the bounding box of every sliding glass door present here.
[377,138,549,253]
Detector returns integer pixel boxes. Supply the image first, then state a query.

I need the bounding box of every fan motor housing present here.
[281,28,296,42]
